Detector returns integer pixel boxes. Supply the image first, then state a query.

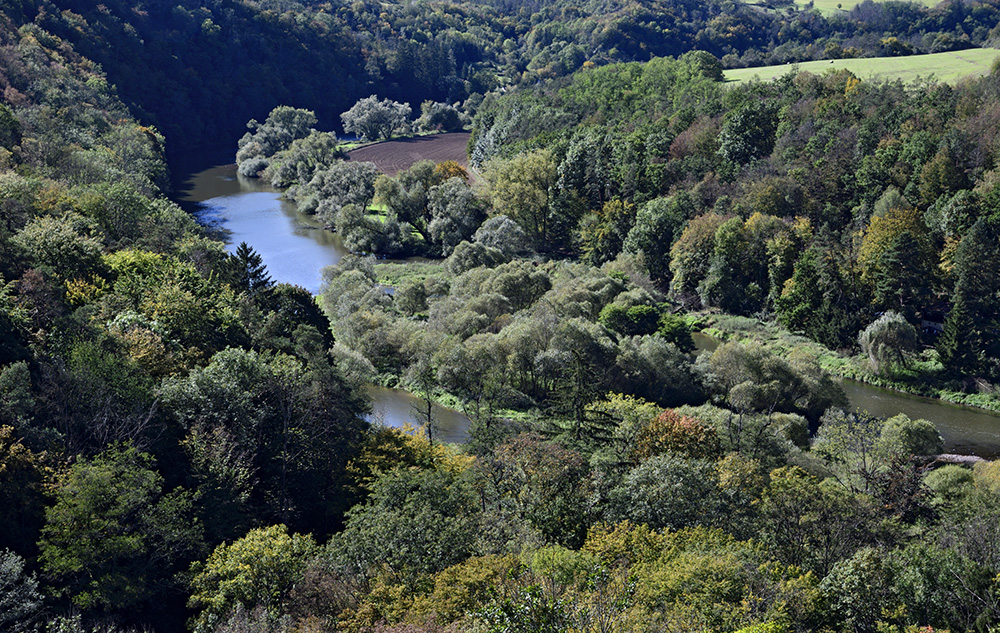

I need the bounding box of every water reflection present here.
[839,379,1000,458]
[366,386,472,444]
[693,331,1000,456]
[177,163,348,293]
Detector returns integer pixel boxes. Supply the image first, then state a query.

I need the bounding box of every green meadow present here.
[724,48,1000,85]
[795,0,937,13]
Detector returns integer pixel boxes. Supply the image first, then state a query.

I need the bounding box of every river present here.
[693,332,1000,457]
[177,160,348,294]
[177,161,1000,456]
[175,157,473,439]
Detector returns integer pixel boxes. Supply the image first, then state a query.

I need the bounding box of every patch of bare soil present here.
[346,132,471,176]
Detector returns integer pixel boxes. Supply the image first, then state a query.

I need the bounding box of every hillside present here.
[4,0,1000,632]
[1,0,998,157]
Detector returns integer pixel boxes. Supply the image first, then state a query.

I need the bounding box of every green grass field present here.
[794,0,936,14]
[724,48,1000,85]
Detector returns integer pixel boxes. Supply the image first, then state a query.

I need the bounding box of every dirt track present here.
[345,132,471,176]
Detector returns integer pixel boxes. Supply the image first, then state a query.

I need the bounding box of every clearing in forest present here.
[724,48,1000,85]
[346,132,471,176]
[793,0,938,14]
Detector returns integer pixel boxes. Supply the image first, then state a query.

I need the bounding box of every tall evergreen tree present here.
[231,242,273,297]
[871,231,933,320]
[939,218,1000,376]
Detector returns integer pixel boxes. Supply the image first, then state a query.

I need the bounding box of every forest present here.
[2,0,1000,632]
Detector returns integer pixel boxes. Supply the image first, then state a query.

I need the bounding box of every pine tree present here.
[231,242,273,296]
[939,218,1000,377]
[937,292,976,374]
[871,231,932,321]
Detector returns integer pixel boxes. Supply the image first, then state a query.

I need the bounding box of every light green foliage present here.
[759,467,875,576]
[264,131,342,189]
[327,467,480,586]
[428,177,486,255]
[12,213,104,277]
[820,547,903,633]
[474,214,530,258]
[295,161,380,224]
[813,409,941,500]
[0,549,43,633]
[415,100,465,132]
[881,413,943,456]
[237,106,318,174]
[657,313,695,352]
[585,392,662,466]
[38,445,202,612]
[858,311,919,375]
[669,213,728,300]
[604,453,725,530]
[335,203,417,256]
[341,95,412,142]
[485,149,559,248]
[188,525,317,633]
[375,160,438,241]
[320,255,391,323]
[924,464,974,507]
[445,240,509,275]
[703,341,846,422]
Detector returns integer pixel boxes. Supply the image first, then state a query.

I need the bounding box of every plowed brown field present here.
[346,132,471,176]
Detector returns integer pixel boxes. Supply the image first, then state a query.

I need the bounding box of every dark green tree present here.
[624,193,696,281]
[37,445,203,614]
[870,231,934,319]
[230,242,273,297]
[938,217,1000,376]
[717,101,778,166]
[327,467,480,587]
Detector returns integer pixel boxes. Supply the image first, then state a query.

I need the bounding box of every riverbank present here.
[695,312,1000,414]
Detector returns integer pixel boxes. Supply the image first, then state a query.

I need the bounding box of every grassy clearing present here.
[794,0,937,14]
[724,48,1000,85]
[374,261,446,287]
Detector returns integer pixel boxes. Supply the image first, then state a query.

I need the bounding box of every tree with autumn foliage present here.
[632,409,722,461]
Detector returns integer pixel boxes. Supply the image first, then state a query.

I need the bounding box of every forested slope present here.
[1,0,1000,154]
[0,15,371,631]
[4,0,1000,632]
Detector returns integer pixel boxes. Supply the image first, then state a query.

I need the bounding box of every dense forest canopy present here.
[3,0,1000,631]
[0,0,998,155]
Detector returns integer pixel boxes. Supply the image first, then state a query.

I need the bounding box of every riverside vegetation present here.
[3,1,1000,633]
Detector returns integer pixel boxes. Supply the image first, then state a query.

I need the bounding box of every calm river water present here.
[177,161,348,294]
[176,161,1000,455]
[176,158,473,439]
[692,332,1000,457]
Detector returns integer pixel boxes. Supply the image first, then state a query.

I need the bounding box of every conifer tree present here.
[231,242,273,297]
